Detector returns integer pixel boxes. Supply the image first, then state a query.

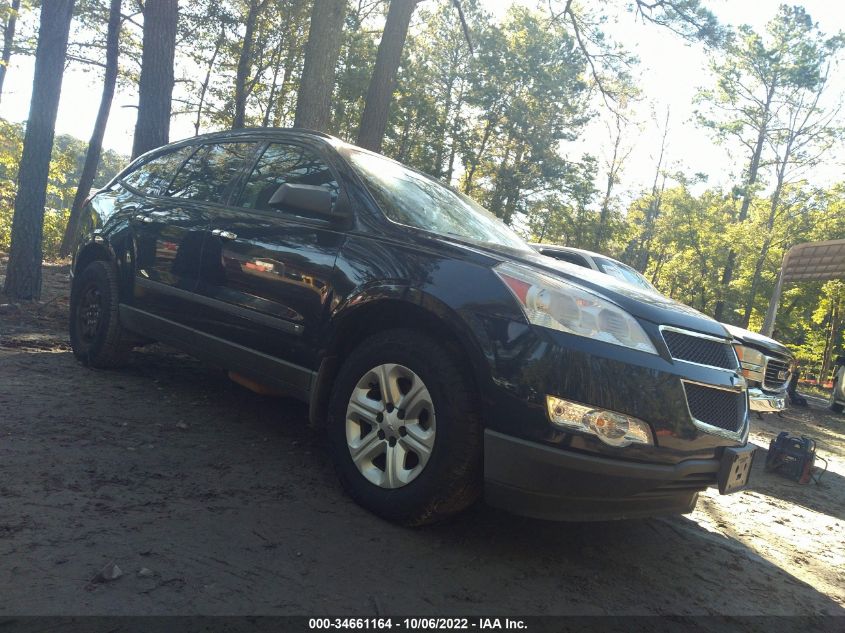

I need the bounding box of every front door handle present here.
[211,229,237,240]
[134,214,154,223]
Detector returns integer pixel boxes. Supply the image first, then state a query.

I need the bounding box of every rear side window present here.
[120,146,194,195]
[238,143,339,212]
[167,142,256,203]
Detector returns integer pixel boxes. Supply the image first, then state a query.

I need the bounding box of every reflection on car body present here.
[69,129,755,525]
[532,243,796,416]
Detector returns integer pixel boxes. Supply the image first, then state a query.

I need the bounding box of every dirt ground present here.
[1,257,844,620]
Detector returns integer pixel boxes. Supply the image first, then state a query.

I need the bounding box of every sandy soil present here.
[1,257,844,620]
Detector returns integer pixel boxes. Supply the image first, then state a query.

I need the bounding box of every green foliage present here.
[2,0,843,367]
[0,118,23,252]
[331,1,383,140]
[609,179,845,371]
[177,0,312,131]
[525,156,600,247]
[0,116,126,259]
[465,6,590,211]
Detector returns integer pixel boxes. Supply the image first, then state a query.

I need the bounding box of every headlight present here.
[494,262,657,354]
[734,344,765,379]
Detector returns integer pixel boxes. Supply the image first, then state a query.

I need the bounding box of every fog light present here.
[546,395,654,447]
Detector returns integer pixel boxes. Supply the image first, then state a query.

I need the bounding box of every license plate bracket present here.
[718,445,755,494]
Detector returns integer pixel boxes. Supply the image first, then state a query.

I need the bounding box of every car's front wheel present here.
[69,260,133,368]
[327,329,482,525]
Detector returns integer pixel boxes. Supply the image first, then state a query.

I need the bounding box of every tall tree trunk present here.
[742,236,772,328]
[396,111,413,161]
[596,113,625,250]
[444,82,464,184]
[131,0,178,159]
[2,0,75,301]
[232,0,267,129]
[59,0,121,258]
[636,108,669,272]
[713,88,774,322]
[821,297,841,383]
[445,138,458,184]
[262,36,286,127]
[195,23,225,135]
[462,113,496,194]
[357,0,420,152]
[294,0,345,131]
[433,52,458,177]
[740,141,791,327]
[651,252,666,285]
[638,172,666,272]
[0,0,21,102]
[266,0,305,127]
[500,144,523,224]
[273,46,298,127]
[488,141,513,219]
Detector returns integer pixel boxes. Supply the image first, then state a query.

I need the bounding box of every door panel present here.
[128,141,257,326]
[193,141,345,372]
[122,144,204,324]
[132,199,211,324]
[195,212,343,371]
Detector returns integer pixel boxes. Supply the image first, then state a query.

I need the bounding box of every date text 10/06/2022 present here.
[308,618,528,630]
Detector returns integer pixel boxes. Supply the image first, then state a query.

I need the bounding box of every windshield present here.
[347,150,530,251]
[594,256,657,292]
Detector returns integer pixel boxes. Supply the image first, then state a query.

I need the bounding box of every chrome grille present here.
[764,358,791,391]
[662,329,737,370]
[683,383,746,433]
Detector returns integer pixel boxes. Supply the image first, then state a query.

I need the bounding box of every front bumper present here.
[748,387,787,413]
[484,429,721,521]
[479,320,748,464]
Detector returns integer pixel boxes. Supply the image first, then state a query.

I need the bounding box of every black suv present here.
[69,129,754,525]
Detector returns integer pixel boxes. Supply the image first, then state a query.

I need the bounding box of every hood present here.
[722,324,794,359]
[473,244,731,339]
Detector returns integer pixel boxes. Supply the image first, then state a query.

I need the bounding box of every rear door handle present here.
[134,214,154,223]
[212,229,237,240]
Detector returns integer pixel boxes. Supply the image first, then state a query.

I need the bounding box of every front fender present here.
[327,282,491,382]
[72,191,137,302]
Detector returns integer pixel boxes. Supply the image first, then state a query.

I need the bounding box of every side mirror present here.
[268,183,334,219]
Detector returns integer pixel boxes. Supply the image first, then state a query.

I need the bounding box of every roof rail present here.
[180,127,341,143]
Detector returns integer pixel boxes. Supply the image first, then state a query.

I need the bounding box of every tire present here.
[831,401,844,414]
[327,329,482,525]
[69,260,133,368]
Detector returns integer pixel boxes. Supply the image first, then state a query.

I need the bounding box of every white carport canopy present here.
[762,238,845,336]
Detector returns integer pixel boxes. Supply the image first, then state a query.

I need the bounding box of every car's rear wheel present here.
[327,329,482,525]
[69,260,133,368]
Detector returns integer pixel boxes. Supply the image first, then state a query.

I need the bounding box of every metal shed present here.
[762,238,845,336]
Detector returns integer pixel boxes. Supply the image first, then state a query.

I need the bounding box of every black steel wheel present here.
[69,260,133,368]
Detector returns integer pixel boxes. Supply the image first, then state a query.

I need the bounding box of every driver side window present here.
[238,143,339,213]
[167,141,256,203]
